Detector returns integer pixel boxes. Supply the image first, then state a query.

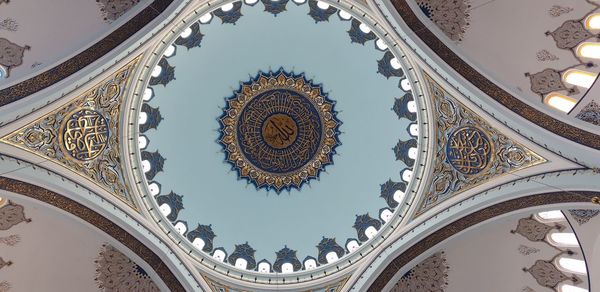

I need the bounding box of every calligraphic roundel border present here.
[59,108,110,162]
[218,70,341,193]
[445,126,494,175]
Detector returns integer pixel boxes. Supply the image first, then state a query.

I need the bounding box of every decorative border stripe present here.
[0,176,187,292]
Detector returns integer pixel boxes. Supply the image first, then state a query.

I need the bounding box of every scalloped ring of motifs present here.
[126,0,429,281]
[220,72,340,191]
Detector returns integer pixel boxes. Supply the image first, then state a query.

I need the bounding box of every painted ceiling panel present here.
[0,0,151,86]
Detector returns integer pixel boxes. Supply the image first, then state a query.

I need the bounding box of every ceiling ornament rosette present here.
[124,0,430,284]
[415,74,546,216]
[0,57,141,208]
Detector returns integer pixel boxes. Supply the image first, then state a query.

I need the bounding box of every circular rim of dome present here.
[124,0,430,284]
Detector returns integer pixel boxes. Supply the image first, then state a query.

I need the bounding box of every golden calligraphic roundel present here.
[219,70,341,192]
[446,127,493,175]
[262,113,298,149]
[60,108,109,161]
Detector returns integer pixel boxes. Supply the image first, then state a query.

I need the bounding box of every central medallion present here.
[219,70,341,192]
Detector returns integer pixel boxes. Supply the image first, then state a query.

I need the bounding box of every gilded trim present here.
[0,0,174,106]
[367,191,600,291]
[390,0,600,150]
[0,176,186,292]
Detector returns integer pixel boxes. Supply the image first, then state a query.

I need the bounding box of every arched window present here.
[258,262,270,273]
[401,169,413,182]
[151,65,162,78]
[325,251,338,263]
[179,27,192,38]
[163,45,176,58]
[380,208,393,223]
[199,13,212,24]
[346,240,359,253]
[559,284,588,292]
[316,1,330,10]
[192,238,205,250]
[537,210,565,221]
[544,93,576,113]
[557,257,587,275]
[549,232,579,247]
[375,39,388,51]
[213,249,226,262]
[174,222,187,234]
[338,10,352,21]
[281,263,294,273]
[138,112,148,125]
[148,182,160,196]
[563,69,597,88]
[158,203,171,216]
[365,226,378,239]
[138,135,148,149]
[400,79,412,91]
[143,87,154,101]
[235,258,248,270]
[141,160,151,173]
[409,123,419,136]
[304,258,317,270]
[393,190,405,203]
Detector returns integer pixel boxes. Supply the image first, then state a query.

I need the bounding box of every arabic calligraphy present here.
[61,109,109,161]
[262,113,298,149]
[218,71,341,192]
[446,127,492,175]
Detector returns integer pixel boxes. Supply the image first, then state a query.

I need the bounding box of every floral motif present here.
[526,69,568,96]
[0,18,18,31]
[417,0,471,41]
[548,5,574,18]
[0,38,29,78]
[1,58,140,208]
[568,209,600,225]
[575,101,600,126]
[391,252,448,292]
[511,217,561,242]
[526,259,580,289]
[536,50,559,62]
[518,245,540,256]
[97,0,140,22]
[0,201,31,230]
[548,20,593,50]
[417,75,545,215]
[0,235,20,246]
[95,244,159,291]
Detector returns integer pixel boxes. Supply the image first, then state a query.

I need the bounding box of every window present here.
[393,190,405,203]
[325,251,338,263]
[380,208,393,223]
[537,210,565,221]
[163,45,176,58]
[141,160,151,173]
[148,182,160,195]
[557,257,587,275]
[159,203,171,216]
[316,1,330,9]
[180,27,192,38]
[258,262,270,273]
[544,93,576,113]
[304,258,317,270]
[338,10,352,20]
[174,221,187,234]
[577,42,600,59]
[365,226,378,239]
[409,123,419,136]
[235,258,248,269]
[199,13,212,24]
[400,79,412,91]
[143,87,154,101]
[192,238,205,250]
[401,169,413,182]
[138,135,148,149]
[281,263,294,273]
[213,249,226,262]
[220,3,234,12]
[346,240,359,253]
[151,65,162,77]
[138,112,148,125]
[375,39,388,51]
[549,232,579,247]
[559,284,588,292]
[563,69,597,88]
[585,13,600,30]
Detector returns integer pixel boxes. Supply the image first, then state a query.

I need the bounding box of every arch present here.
[365,191,600,291]
[0,176,187,292]
[389,0,600,150]
[0,0,176,106]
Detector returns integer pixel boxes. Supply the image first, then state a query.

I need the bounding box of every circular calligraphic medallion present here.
[219,70,341,192]
[446,127,493,175]
[60,108,109,161]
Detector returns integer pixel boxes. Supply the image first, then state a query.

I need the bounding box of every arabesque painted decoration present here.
[219,70,341,192]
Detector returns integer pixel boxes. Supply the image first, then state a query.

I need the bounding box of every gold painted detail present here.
[416,75,546,215]
[1,57,140,208]
[60,109,109,161]
[219,71,340,192]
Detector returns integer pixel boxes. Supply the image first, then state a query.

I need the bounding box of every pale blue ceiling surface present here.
[145,2,411,263]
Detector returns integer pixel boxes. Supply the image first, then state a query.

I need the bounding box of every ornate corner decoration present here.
[95,243,160,291]
[391,251,448,292]
[0,57,141,209]
[568,209,600,225]
[0,38,29,78]
[575,101,600,126]
[416,75,546,215]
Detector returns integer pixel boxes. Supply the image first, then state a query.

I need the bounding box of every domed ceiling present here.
[129,0,427,278]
